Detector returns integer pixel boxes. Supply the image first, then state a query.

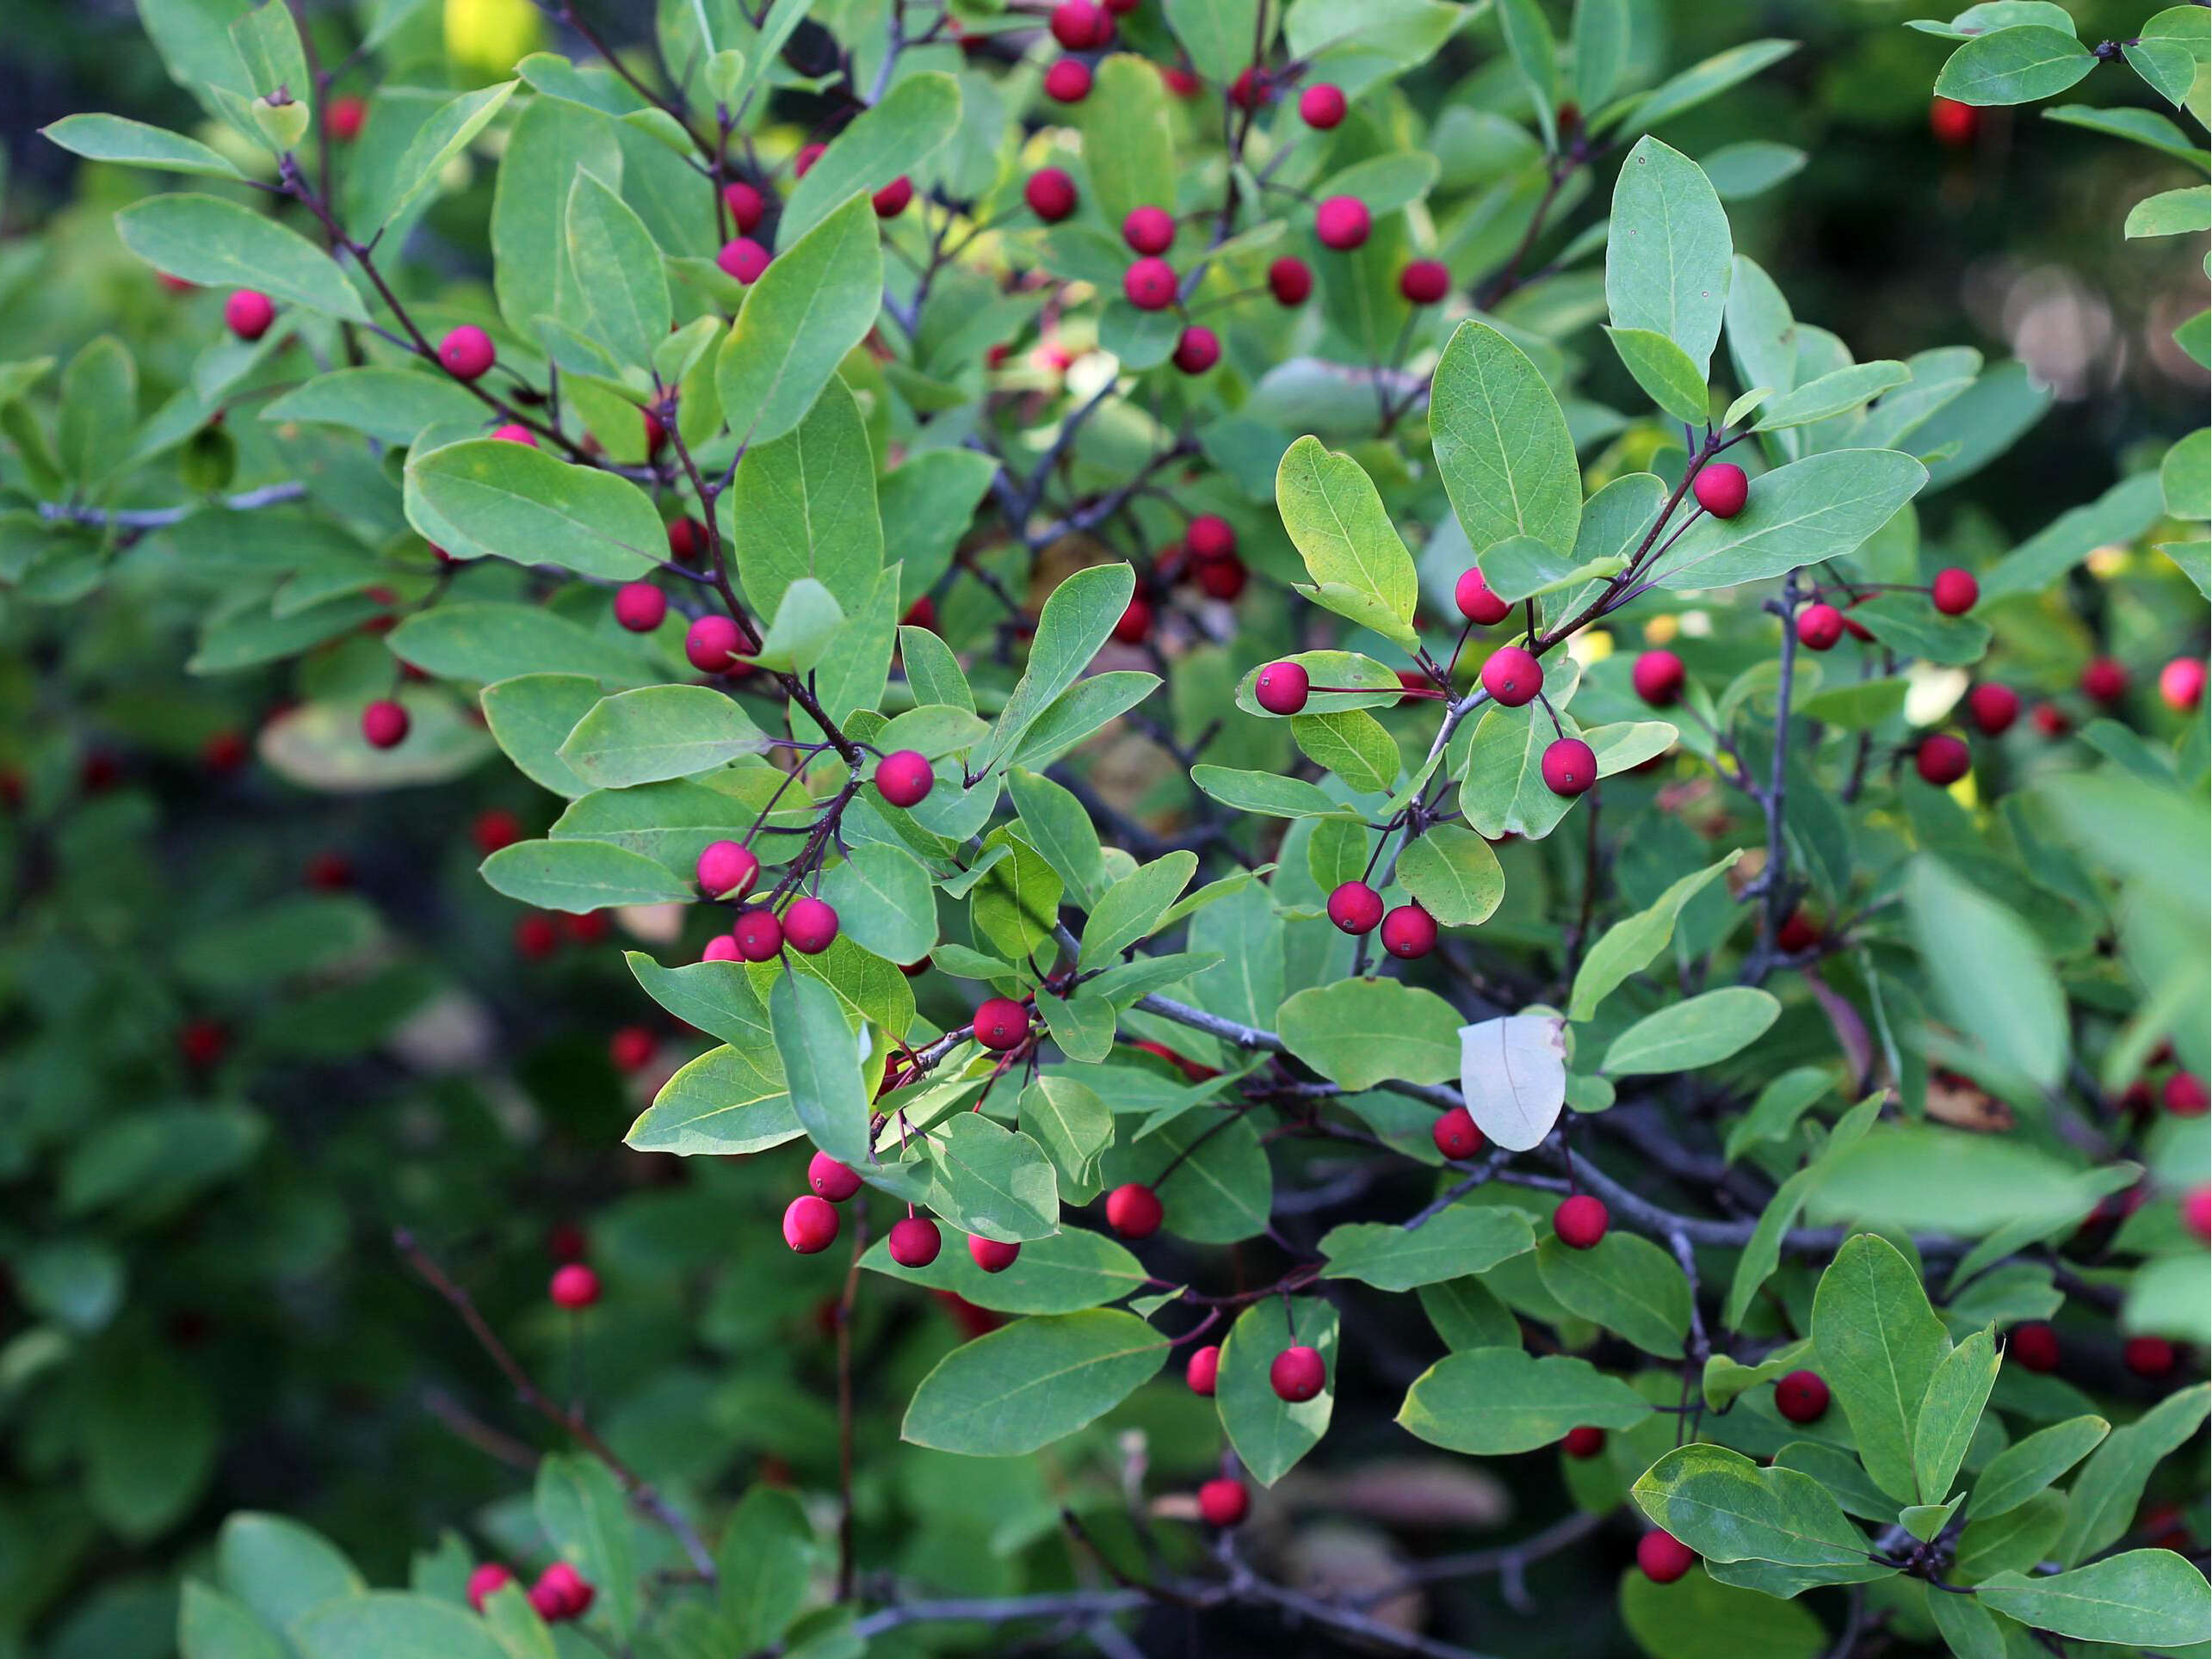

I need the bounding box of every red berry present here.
[967,1235,1022,1274]
[1113,598,1152,644]
[1915,732,1971,787]
[782,896,839,955]
[466,1563,514,1613]
[717,237,770,284]
[2123,1335,2177,1378]
[226,289,275,341]
[2165,1072,2209,1117]
[1103,0,1138,12]
[2010,1321,2060,1372]
[305,851,353,891]
[1481,646,1542,707]
[1268,256,1313,305]
[1050,0,1107,48]
[1399,259,1449,305]
[491,422,536,445]
[685,614,746,674]
[733,909,784,960]
[1299,83,1347,128]
[613,582,667,632]
[667,517,707,563]
[1314,194,1369,250]
[439,324,496,381]
[1044,57,1093,102]
[875,749,935,809]
[201,729,249,774]
[1967,683,2019,736]
[1188,516,1236,561]
[529,1563,594,1623]
[1776,910,1821,954]
[903,596,938,631]
[1123,256,1177,311]
[1381,903,1438,959]
[2081,657,2129,702]
[361,700,410,749]
[329,95,367,142]
[1104,1182,1163,1239]
[1270,1343,1326,1403]
[974,996,1031,1052]
[1197,1477,1249,1526]
[179,1019,229,1070]
[722,180,765,231]
[549,1263,600,1309]
[701,933,741,963]
[1326,880,1384,936]
[871,176,913,217]
[1254,662,1310,715]
[793,143,824,178]
[1775,1369,1830,1423]
[1637,1530,1696,1584]
[1172,324,1220,374]
[1194,555,1246,601]
[1025,170,1078,225]
[1159,64,1200,97]
[2032,701,2070,739]
[1431,1106,1483,1160]
[1455,567,1512,626]
[609,1025,655,1071]
[2159,657,2206,712]
[1228,66,1270,109]
[515,915,561,959]
[1931,568,1979,616]
[1930,97,1980,146]
[1123,205,1176,256]
[1542,737,1597,798]
[1796,603,1845,652]
[643,410,668,456]
[1554,1193,1608,1249]
[1693,463,1748,519]
[784,1193,841,1253]
[888,1215,942,1267]
[564,907,609,945]
[1561,1426,1605,1459]
[2182,1185,2209,1243]
[1186,1344,1221,1396]
[1633,649,1686,706]
[696,839,761,899]
[809,1152,862,1202]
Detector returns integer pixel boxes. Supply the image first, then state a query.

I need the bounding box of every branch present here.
[37,481,307,529]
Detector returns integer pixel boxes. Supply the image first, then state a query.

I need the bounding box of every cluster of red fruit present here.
[1116,515,1247,639]
[466,1560,594,1623]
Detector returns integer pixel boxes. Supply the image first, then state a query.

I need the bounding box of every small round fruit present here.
[1043,57,1094,102]
[973,996,1031,1052]
[1123,256,1177,311]
[1123,205,1176,255]
[466,1563,515,1613]
[722,179,765,231]
[1967,683,2020,736]
[226,289,275,341]
[887,1215,942,1267]
[1197,1477,1250,1527]
[491,422,536,445]
[875,749,935,809]
[1637,1530,1697,1584]
[1171,324,1220,374]
[792,142,824,178]
[529,1563,594,1623]
[549,1263,600,1310]
[329,95,367,142]
[1693,462,1748,519]
[782,896,839,955]
[1327,880,1384,936]
[667,516,707,563]
[1188,515,1236,561]
[871,176,913,217]
[1431,1105,1484,1161]
[2166,1072,2209,1117]
[1194,554,1246,601]
[2080,657,2129,702]
[1025,169,1078,222]
[732,908,784,961]
[1268,256,1313,305]
[439,324,496,380]
[696,839,760,899]
[1381,902,1437,959]
[613,582,667,632]
[1270,1343,1326,1403]
[809,1152,862,1202]
[1915,732,1971,787]
[1542,737,1597,798]
[1930,96,1980,146]
[516,916,561,959]
[716,237,771,284]
[609,1026,655,1071]
[473,810,522,855]
[1931,567,1979,615]
[784,1194,841,1253]
[685,614,746,674]
[968,1234,1022,1273]
[1186,1344,1221,1396]
[2123,1335,2176,1378]
[361,699,410,749]
[1455,566,1512,625]
[1254,661,1310,715]
[1104,1182,1163,1239]
[2181,1184,2209,1243]
[1113,598,1152,644]
[1314,194,1370,250]
[1399,259,1449,305]
[2009,1321,2060,1372]
[1554,1193,1609,1249]
[1775,1369,1831,1424]
[2159,657,2206,712]
[1796,603,1845,652]
[1299,83,1347,128]
[1481,645,1542,707]
[1050,0,1107,48]
[1562,1426,1605,1459]
[1633,649,1686,707]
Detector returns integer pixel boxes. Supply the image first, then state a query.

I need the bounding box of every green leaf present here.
[1570,852,1739,1021]
[1320,1206,1535,1291]
[1913,1326,1999,1503]
[1606,136,1732,379]
[1699,139,1807,201]
[1975,1552,2211,1646]
[1458,1013,1568,1152]
[865,1220,1144,1313]
[492,96,625,342]
[367,80,517,233]
[179,1584,286,1659]
[43,113,245,177]
[928,1113,1060,1242]
[2126,36,2201,108]
[1190,766,1347,819]
[1289,709,1399,795]
[1430,321,1584,559]
[1398,1348,1650,1454]
[1631,1444,1883,1582]
[115,193,368,321]
[2054,1383,2210,1566]
[1164,0,1266,82]
[1936,25,2096,105]
[1651,449,1929,590]
[1418,1277,1522,1350]
[1804,1126,2095,1238]
[1477,534,1628,605]
[1753,361,1910,429]
[218,1513,363,1633]
[1614,40,1801,137]
[1722,1064,1835,1163]
[1278,978,1462,1089]
[1020,1074,1114,1195]
[1100,1109,1272,1244]
[406,440,665,581]
[262,367,490,446]
[2126,184,2211,238]
[536,1454,638,1639]
[1619,1565,1826,1659]
[389,602,654,688]
[627,1041,796,1156]
[1496,0,1560,149]
[83,1338,216,1538]
[479,838,691,911]
[1906,855,2067,1089]
[2165,427,2210,521]
[716,193,882,447]
[1396,823,1505,927]
[970,829,1064,963]
[717,1486,813,1650]
[1811,1234,1952,1503]
[729,377,884,620]
[1276,435,1420,650]
[557,685,771,788]
[813,842,930,965]
[1606,326,1709,423]
[1535,1233,1691,1357]
[293,1594,508,1659]
[772,971,871,1168]
[1600,986,1778,1076]
[1077,53,1175,231]
[900,1311,1166,1455]
[1080,853,1197,969]
[1970,1414,2107,1521]
[1926,1584,2007,1659]
[1217,1298,1337,1486]
[879,450,996,602]
[974,564,1134,776]
[781,72,961,245]
[565,169,670,370]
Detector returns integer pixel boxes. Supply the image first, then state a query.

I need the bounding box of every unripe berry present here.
[1455,566,1512,625]
[1025,168,1078,222]
[329,96,367,142]
[1186,1344,1221,1396]
[974,996,1031,1052]
[717,237,770,284]
[466,1563,514,1613]
[2080,656,2129,702]
[1561,1426,1605,1459]
[685,614,746,674]
[1104,1182,1163,1239]
[1254,662,1309,715]
[888,1215,942,1267]
[1637,1530,1696,1584]
[1187,515,1236,561]
[1481,645,1542,707]
[1172,324,1220,374]
[782,896,840,955]
[491,422,536,444]
[1399,259,1449,305]
[1775,1369,1830,1423]
[875,749,935,809]
[439,324,496,380]
[1123,205,1176,255]
[1123,256,1177,311]
[1270,1343,1326,1402]
[1197,1477,1250,1526]
[1633,649,1686,707]
[2009,1321,2060,1372]
[697,839,761,899]
[549,1263,600,1309]
[1914,732,1971,787]
[1930,96,1980,146]
[784,1193,841,1253]
[667,516,707,562]
[1300,82,1348,128]
[226,289,275,341]
[2159,657,2206,712]
[810,1151,862,1201]
[1050,0,1107,48]
[1194,554,1246,600]
[1268,256,1313,305]
[1431,1105,1483,1160]
[613,582,667,632]
[1693,462,1748,519]
[968,1235,1022,1273]
[732,908,784,961]
[1326,880,1384,936]
[609,1026,655,1071]
[871,176,913,217]
[2182,1184,2209,1243]
[473,808,524,855]
[2123,1335,2176,1378]
[1044,57,1093,102]
[1931,567,1979,615]
[1113,598,1152,644]
[529,1563,594,1623]
[1553,1193,1608,1249]
[1796,603,1845,652]
[1381,902,1438,959]
[1542,737,1597,798]
[1314,194,1370,250]
[1967,682,2020,736]
[2166,1072,2209,1117]
[361,699,410,749]
[722,179,765,231]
